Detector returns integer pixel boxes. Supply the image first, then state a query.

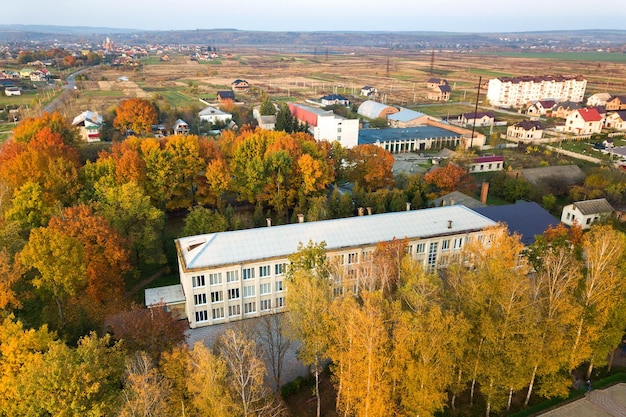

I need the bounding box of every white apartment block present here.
[168,206,498,328]
[487,75,587,109]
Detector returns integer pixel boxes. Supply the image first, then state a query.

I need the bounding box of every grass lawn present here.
[479,51,626,64]
[0,90,38,107]
[139,85,199,107]
[80,89,125,98]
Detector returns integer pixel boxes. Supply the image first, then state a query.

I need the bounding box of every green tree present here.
[182,206,229,236]
[259,97,276,116]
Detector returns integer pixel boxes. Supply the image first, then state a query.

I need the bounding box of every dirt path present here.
[126,266,169,298]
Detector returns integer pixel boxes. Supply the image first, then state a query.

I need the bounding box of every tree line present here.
[285,223,626,417]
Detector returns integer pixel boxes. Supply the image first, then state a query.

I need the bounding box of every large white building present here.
[288,103,359,149]
[486,75,587,109]
[165,206,498,328]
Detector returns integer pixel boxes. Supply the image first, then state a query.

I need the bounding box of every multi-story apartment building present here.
[487,75,587,109]
[172,206,498,328]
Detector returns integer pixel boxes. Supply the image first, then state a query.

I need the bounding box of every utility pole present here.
[386,57,390,78]
[430,51,435,77]
[470,76,482,149]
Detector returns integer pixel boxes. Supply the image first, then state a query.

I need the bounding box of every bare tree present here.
[254,313,293,390]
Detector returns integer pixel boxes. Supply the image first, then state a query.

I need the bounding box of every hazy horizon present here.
[4,0,625,33]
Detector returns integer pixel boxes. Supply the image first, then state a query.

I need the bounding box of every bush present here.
[280,376,307,398]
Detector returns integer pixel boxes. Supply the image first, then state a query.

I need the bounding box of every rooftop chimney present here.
[297,213,304,223]
[366,207,372,215]
[450,198,455,206]
[406,202,411,211]
[266,218,272,227]
[448,220,453,229]
[480,182,490,204]
[358,207,364,216]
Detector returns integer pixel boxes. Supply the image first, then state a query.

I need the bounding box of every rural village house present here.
[72,110,103,142]
[564,107,604,135]
[231,79,250,91]
[561,198,614,230]
[507,120,544,140]
[606,95,626,111]
[605,111,626,131]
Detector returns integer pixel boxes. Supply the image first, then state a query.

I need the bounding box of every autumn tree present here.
[114,98,158,136]
[424,163,475,199]
[345,144,395,191]
[286,241,332,417]
[12,111,80,145]
[104,303,187,362]
[253,313,293,390]
[182,206,228,236]
[119,351,171,417]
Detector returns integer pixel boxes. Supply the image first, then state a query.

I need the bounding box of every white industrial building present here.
[486,75,587,108]
[289,103,359,149]
[151,206,499,328]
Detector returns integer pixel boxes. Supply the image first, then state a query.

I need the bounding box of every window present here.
[348,253,358,264]
[427,242,438,271]
[228,288,240,300]
[453,238,463,250]
[586,218,592,225]
[212,307,224,320]
[260,283,271,295]
[442,240,450,251]
[243,285,255,298]
[362,251,370,261]
[209,273,222,285]
[275,280,283,292]
[260,299,271,311]
[195,310,208,322]
[194,293,207,305]
[416,243,426,254]
[192,275,205,288]
[229,304,241,317]
[335,254,345,265]
[259,265,270,278]
[243,268,255,280]
[275,297,285,308]
[244,302,256,314]
[406,245,413,254]
[210,291,223,303]
[226,270,239,283]
[275,263,286,276]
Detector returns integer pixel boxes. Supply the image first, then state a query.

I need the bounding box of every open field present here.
[52,48,626,123]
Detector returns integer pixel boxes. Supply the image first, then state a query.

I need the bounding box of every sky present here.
[3,0,625,33]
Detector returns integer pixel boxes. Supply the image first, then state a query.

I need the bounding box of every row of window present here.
[192,264,287,288]
[195,297,286,322]
[194,282,284,305]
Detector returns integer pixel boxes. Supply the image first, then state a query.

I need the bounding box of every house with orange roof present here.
[564,108,604,135]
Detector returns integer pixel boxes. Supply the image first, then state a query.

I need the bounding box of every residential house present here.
[173,119,190,135]
[564,107,604,135]
[72,110,103,142]
[357,100,398,120]
[460,111,495,127]
[19,68,33,79]
[427,78,449,89]
[561,198,614,230]
[604,111,626,131]
[387,108,431,128]
[507,120,544,140]
[252,106,276,130]
[217,91,235,103]
[587,92,611,107]
[526,99,556,117]
[151,124,167,138]
[289,103,359,148]
[606,95,626,111]
[467,156,504,173]
[163,206,499,327]
[427,84,451,101]
[199,106,232,125]
[320,94,350,107]
[30,70,49,82]
[360,86,378,97]
[553,101,581,119]
[231,79,250,92]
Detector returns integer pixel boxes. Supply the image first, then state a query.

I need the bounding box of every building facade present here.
[561,198,614,230]
[289,103,359,148]
[173,206,499,328]
[487,75,587,108]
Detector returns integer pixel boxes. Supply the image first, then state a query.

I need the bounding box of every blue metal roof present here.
[359,126,462,145]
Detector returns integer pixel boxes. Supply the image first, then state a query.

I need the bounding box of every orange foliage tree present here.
[424,163,475,198]
[346,144,395,191]
[12,112,80,145]
[113,98,158,136]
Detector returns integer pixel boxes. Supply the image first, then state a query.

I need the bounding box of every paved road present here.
[43,67,90,113]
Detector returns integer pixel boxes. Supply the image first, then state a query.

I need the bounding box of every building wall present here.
[487,77,587,108]
[314,114,359,149]
[178,226,499,328]
[507,126,543,139]
[468,160,503,173]
[561,205,599,230]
